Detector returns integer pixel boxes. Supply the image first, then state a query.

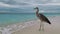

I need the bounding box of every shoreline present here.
[12,21,40,34]
[12,16,60,34]
[0,19,39,34]
[0,16,60,34]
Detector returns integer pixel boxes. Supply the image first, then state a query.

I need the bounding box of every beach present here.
[0,0,60,34]
[12,16,60,34]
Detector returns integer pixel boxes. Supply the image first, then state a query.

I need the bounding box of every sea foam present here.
[0,20,37,34]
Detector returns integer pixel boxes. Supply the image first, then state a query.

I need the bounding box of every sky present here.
[0,0,60,13]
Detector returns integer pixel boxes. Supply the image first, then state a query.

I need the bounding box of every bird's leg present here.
[39,21,44,31]
[42,22,44,31]
[39,21,42,31]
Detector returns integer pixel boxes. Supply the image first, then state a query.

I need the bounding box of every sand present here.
[12,16,60,34]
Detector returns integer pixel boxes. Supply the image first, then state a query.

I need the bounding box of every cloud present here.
[0,2,19,8]
[0,11,10,13]
[38,3,60,6]
[0,0,60,13]
[50,0,60,3]
[0,0,60,7]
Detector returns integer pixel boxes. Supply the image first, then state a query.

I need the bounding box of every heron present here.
[34,7,51,31]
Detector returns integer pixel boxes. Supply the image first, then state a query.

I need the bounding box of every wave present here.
[0,20,38,34]
[0,16,57,34]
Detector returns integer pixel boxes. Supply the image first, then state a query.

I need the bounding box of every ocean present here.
[0,13,60,27]
[0,13,60,34]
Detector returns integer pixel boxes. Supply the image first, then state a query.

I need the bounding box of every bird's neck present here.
[36,9,39,16]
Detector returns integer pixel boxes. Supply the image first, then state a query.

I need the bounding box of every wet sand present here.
[12,16,60,34]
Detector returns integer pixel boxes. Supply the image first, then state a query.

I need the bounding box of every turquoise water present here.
[0,13,60,27]
[0,13,36,27]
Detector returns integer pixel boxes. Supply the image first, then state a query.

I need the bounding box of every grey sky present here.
[0,0,60,13]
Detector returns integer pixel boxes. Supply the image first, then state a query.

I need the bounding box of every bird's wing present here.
[39,13,51,24]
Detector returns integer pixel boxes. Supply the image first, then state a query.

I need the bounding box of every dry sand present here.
[12,16,60,34]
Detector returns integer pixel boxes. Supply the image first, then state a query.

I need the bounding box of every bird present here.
[34,7,51,31]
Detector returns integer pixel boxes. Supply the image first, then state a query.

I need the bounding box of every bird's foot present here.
[39,29,41,31]
[39,29,44,31]
[42,29,44,31]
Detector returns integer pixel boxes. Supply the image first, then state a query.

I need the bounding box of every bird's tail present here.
[47,21,51,24]
[49,22,51,24]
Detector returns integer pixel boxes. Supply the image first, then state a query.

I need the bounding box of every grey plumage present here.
[34,7,51,31]
[39,13,51,24]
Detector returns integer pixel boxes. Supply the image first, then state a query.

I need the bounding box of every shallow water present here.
[0,14,60,34]
[0,13,60,27]
[0,13,36,27]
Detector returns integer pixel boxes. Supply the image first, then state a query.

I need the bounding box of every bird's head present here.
[34,7,39,11]
[34,7,38,9]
